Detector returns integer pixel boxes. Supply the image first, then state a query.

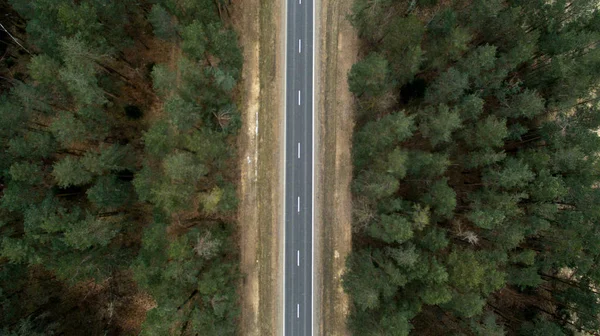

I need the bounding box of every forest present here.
[345,0,600,335]
[0,0,242,334]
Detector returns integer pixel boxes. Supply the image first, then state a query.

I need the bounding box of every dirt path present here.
[232,0,283,335]
[315,0,357,334]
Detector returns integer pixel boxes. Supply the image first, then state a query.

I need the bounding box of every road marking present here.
[283,0,315,331]
[297,250,300,266]
[299,39,302,53]
[282,0,289,332]
[298,142,301,158]
[311,0,316,332]
[297,197,300,213]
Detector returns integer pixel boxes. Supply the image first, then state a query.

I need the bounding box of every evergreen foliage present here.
[0,0,241,333]
[346,0,600,334]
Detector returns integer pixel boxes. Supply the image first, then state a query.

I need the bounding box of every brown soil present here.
[232,0,283,334]
[315,0,358,334]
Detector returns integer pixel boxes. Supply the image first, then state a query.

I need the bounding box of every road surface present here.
[283,0,314,334]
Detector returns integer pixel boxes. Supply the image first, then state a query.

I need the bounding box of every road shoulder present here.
[232,0,283,334]
[315,0,357,334]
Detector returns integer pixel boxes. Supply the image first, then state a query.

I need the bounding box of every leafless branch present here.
[0,22,31,55]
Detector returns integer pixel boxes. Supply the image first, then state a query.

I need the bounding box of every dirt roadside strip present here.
[315,0,357,334]
[233,0,356,333]
[233,0,283,334]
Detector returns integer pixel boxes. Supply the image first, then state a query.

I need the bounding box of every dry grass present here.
[315,0,358,334]
[232,0,283,334]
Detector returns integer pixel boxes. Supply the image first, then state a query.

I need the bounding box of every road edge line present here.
[311,0,316,332]
[282,0,288,333]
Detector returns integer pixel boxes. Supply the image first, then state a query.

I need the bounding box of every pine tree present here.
[418,104,462,146]
[182,21,207,61]
[348,52,391,98]
[86,175,130,209]
[52,156,93,188]
[149,4,179,41]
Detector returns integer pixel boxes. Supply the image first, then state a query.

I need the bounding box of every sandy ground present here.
[232,0,283,334]
[315,0,357,334]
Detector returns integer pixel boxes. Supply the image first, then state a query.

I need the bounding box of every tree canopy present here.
[0,0,241,334]
[346,0,600,334]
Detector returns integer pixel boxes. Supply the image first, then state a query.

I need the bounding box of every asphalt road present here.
[283,0,314,334]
